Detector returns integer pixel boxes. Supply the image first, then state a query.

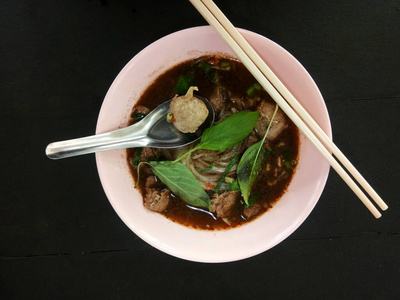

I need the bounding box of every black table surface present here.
[1,0,399,299]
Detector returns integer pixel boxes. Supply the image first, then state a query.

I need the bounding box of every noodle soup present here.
[127,55,299,230]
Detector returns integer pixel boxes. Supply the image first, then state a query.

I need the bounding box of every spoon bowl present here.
[46,96,215,160]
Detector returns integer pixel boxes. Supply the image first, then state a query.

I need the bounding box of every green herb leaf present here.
[247,82,262,96]
[237,141,264,204]
[198,111,259,151]
[220,61,230,69]
[198,61,212,72]
[131,148,143,166]
[174,111,259,162]
[148,161,210,209]
[247,86,255,96]
[174,72,195,95]
[237,104,279,205]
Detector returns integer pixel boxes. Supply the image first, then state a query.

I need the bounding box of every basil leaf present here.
[173,111,259,163]
[174,72,195,95]
[237,104,279,205]
[237,141,263,204]
[198,111,259,151]
[148,161,210,209]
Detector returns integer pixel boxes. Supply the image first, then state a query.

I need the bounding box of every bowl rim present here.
[95,25,332,263]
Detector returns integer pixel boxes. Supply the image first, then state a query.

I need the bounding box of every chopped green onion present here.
[224,176,235,183]
[226,180,240,191]
[214,154,238,192]
[220,61,230,70]
[209,68,218,86]
[131,148,143,166]
[247,86,255,96]
[285,161,292,169]
[166,112,174,123]
[247,82,262,96]
[199,163,215,173]
[198,61,212,72]
[253,82,261,90]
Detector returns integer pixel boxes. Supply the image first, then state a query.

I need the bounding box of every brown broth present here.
[127,55,300,230]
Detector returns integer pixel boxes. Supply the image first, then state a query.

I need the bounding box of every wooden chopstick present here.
[190,0,387,218]
[197,0,388,212]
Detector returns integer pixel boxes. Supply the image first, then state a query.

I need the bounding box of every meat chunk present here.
[143,176,170,212]
[169,86,209,133]
[144,189,170,212]
[132,105,150,115]
[254,101,287,140]
[242,131,259,150]
[139,147,161,162]
[209,85,224,115]
[243,203,261,219]
[210,190,240,218]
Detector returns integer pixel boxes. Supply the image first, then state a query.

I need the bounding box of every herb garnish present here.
[148,161,210,209]
[136,111,259,210]
[174,72,195,95]
[131,148,143,166]
[247,82,262,96]
[237,104,279,205]
[174,111,259,162]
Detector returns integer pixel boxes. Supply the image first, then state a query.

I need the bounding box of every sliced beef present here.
[254,101,287,140]
[210,190,240,218]
[143,176,170,213]
[243,203,261,219]
[132,105,150,115]
[209,85,224,115]
[140,147,161,162]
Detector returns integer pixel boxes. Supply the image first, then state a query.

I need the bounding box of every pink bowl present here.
[95,26,332,263]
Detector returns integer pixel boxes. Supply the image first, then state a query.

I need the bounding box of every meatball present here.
[169,86,209,133]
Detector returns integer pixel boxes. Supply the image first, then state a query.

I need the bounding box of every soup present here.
[127,55,299,230]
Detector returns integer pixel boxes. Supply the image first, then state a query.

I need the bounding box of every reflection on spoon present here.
[45,96,215,160]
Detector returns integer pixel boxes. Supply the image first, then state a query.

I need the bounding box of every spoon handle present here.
[46,123,149,159]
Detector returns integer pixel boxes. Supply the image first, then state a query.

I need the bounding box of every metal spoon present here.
[46,96,215,160]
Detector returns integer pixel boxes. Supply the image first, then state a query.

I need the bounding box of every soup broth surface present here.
[127,55,299,230]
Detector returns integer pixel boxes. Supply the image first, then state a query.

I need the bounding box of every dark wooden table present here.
[1,1,399,299]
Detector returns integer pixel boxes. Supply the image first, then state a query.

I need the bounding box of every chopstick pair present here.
[190,0,388,218]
